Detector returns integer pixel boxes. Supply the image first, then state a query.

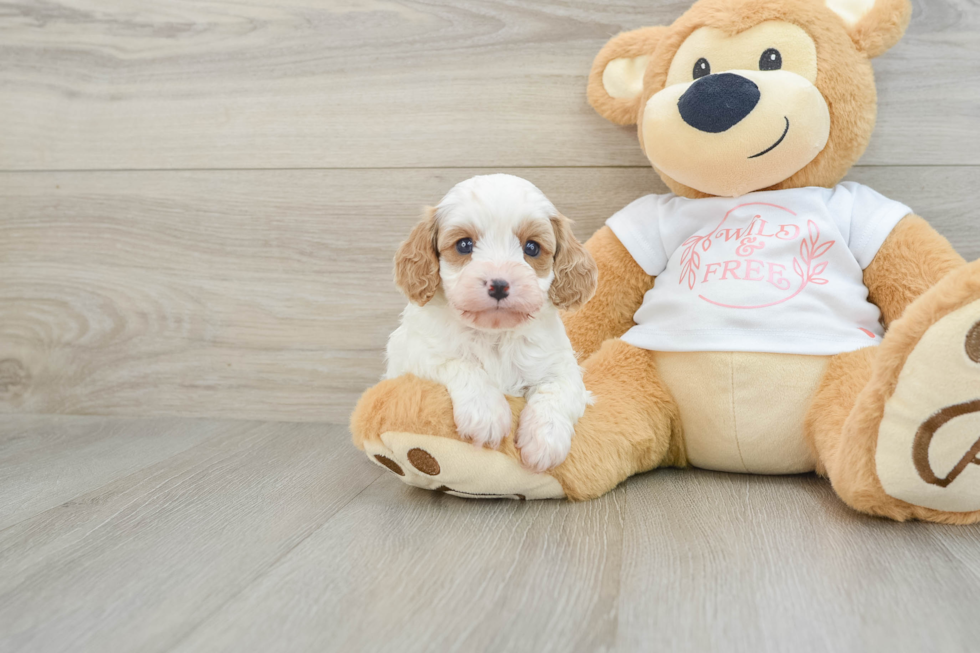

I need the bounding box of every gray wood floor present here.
[3,1,980,651]
[2,415,979,653]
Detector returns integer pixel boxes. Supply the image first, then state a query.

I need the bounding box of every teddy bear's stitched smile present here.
[749,116,790,159]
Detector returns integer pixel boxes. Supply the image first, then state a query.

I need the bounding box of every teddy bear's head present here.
[588,0,911,198]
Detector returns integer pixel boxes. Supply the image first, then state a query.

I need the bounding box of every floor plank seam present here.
[0,421,270,537]
[0,164,975,174]
[159,470,384,652]
[0,414,354,429]
[609,485,628,653]
[922,526,980,583]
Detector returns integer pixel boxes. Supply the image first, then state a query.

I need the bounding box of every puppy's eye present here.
[760,48,782,71]
[455,238,473,255]
[693,57,711,80]
[523,240,541,258]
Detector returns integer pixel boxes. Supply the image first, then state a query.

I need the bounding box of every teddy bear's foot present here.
[860,261,980,523]
[350,374,564,500]
[351,340,683,502]
[363,431,566,500]
[876,293,980,514]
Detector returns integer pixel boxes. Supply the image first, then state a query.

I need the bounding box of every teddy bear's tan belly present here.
[654,351,829,474]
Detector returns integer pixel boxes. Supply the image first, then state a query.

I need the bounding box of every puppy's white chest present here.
[461,336,537,395]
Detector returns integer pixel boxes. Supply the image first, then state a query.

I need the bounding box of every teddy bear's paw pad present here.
[877,299,980,512]
[363,432,565,500]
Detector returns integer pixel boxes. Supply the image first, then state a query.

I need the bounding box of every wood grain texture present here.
[2,166,978,423]
[617,470,980,653]
[0,419,381,653]
[0,414,231,529]
[2,2,980,650]
[173,475,626,653]
[0,0,977,170]
[175,469,980,653]
[3,415,979,653]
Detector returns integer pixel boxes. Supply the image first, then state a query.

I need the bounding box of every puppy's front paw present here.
[516,403,574,472]
[453,391,512,449]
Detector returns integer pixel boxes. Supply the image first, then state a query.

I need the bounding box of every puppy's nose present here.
[678,73,760,133]
[488,279,510,301]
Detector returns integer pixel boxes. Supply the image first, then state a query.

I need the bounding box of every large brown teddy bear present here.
[351,0,980,523]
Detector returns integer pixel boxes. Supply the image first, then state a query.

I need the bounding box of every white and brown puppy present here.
[385,174,598,471]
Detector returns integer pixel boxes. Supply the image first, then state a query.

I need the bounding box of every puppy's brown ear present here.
[394,207,440,305]
[549,214,598,311]
[588,26,668,126]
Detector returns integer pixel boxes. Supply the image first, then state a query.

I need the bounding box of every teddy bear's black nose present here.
[678,73,761,133]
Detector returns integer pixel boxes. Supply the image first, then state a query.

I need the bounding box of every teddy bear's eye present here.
[693,57,711,80]
[760,48,782,71]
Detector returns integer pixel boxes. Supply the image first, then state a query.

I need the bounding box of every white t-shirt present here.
[607,183,912,355]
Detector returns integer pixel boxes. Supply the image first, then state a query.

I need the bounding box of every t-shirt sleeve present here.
[605,194,669,276]
[837,182,913,269]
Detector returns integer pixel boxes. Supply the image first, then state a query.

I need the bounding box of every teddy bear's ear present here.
[588,26,668,126]
[824,0,912,58]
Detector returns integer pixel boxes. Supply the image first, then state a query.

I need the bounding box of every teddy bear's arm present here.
[562,226,654,359]
[864,214,966,327]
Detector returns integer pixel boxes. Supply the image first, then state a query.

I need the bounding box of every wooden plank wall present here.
[1,0,978,423]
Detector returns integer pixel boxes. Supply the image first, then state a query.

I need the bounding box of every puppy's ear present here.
[825,0,911,58]
[394,207,440,306]
[549,214,598,311]
[588,26,668,126]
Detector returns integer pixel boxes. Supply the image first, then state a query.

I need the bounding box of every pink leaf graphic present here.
[800,238,811,260]
[792,258,804,278]
[812,241,835,258]
[679,235,705,288]
[811,278,828,285]
[702,238,712,252]
[682,239,698,261]
[808,220,819,246]
[812,261,828,276]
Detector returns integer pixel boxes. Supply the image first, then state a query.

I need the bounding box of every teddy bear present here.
[350,0,980,523]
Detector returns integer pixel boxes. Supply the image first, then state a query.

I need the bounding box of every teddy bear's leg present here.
[350,339,683,501]
[806,260,980,523]
[550,339,684,500]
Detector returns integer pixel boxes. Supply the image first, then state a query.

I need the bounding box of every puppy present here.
[385,174,598,471]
